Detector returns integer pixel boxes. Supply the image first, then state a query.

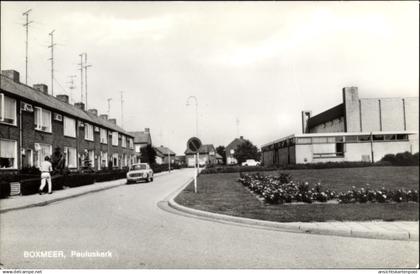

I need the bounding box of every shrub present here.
[380,152,419,166]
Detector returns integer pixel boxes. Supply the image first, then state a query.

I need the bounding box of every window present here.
[63,116,76,137]
[373,135,385,141]
[112,132,118,146]
[0,139,17,169]
[121,135,127,148]
[336,143,344,156]
[101,152,108,168]
[100,128,108,144]
[358,135,371,142]
[384,135,396,141]
[396,134,408,140]
[64,147,77,168]
[0,94,17,125]
[123,154,128,167]
[129,138,134,149]
[312,137,328,143]
[23,148,33,168]
[34,143,52,168]
[345,136,358,142]
[85,123,94,141]
[34,107,52,132]
[296,137,311,144]
[112,153,119,167]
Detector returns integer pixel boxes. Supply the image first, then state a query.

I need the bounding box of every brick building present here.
[154,146,176,164]
[0,70,135,172]
[185,144,218,167]
[129,128,152,163]
[225,136,246,165]
[261,87,418,166]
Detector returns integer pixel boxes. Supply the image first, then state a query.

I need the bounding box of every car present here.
[126,163,154,184]
[241,159,260,167]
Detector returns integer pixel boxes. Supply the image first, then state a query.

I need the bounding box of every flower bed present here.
[238,173,419,204]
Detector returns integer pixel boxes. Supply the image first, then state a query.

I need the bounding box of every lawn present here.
[175,166,419,222]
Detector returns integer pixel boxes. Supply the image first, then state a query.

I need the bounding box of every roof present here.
[226,137,247,155]
[215,153,223,159]
[1,74,133,137]
[306,104,344,129]
[154,146,176,157]
[129,131,152,145]
[185,144,216,155]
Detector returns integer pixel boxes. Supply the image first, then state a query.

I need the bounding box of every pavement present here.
[0,170,172,213]
[1,168,418,268]
[1,169,418,242]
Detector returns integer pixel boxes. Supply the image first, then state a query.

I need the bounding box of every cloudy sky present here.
[1,1,418,154]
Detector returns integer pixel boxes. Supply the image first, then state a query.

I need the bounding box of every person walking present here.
[39,156,53,195]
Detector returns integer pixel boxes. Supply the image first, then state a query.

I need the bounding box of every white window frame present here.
[63,116,76,138]
[34,143,52,168]
[34,107,52,133]
[84,123,94,141]
[64,146,77,168]
[129,138,134,149]
[0,93,17,126]
[121,135,127,148]
[112,132,118,146]
[88,150,95,168]
[100,128,108,144]
[100,151,108,168]
[0,139,18,169]
[112,153,119,167]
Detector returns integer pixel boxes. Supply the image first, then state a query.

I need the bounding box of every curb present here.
[0,169,174,214]
[167,179,418,241]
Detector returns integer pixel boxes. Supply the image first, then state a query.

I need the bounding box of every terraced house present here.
[0,70,135,172]
[261,87,419,166]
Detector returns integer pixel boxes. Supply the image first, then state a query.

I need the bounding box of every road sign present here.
[187,137,202,153]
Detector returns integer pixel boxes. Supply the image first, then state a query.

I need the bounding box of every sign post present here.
[187,137,202,193]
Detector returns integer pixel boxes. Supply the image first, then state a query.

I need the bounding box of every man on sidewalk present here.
[39,156,53,195]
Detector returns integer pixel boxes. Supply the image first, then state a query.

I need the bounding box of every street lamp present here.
[186,96,198,137]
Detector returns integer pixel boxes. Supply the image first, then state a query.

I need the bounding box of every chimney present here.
[145,128,150,132]
[87,109,98,116]
[74,102,85,111]
[108,118,117,125]
[240,136,243,139]
[56,94,69,104]
[342,86,360,132]
[301,111,312,133]
[1,70,20,83]
[33,84,48,95]
[99,114,108,120]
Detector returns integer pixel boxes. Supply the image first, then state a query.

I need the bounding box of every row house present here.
[0,70,135,172]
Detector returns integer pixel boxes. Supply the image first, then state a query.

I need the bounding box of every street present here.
[0,168,418,268]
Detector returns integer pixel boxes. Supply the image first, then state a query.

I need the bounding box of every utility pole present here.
[78,53,85,103]
[48,30,56,95]
[67,75,77,103]
[120,91,124,128]
[107,98,112,116]
[84,53,92,109]
[22,9,33,84]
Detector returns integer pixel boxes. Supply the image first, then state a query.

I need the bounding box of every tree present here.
[140,144,156,164]
[234,140,260,164]
[216,145,226,164]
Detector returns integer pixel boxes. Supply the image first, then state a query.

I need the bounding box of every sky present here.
[1,1,418,154]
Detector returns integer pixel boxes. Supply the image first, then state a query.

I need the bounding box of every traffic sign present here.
[187,137,202,153]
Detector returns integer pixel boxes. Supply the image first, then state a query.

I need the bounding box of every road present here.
[0,168,418,268]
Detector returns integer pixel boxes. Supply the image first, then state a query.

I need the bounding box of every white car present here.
[241,159,260,167]
[126,163,154,183]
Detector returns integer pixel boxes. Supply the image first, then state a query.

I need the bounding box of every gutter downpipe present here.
[370,132,374,163]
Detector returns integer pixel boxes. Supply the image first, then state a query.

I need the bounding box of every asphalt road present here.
[0,168,418,268]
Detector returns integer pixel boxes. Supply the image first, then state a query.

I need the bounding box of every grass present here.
[175,166,419,222]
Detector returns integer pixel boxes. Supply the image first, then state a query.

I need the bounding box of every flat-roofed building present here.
[261,87,418,166]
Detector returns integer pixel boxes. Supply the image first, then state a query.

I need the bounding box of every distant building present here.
[0,70,135,172]
[129,128,152,163]
[185,144,218,167]
[225,136,247,165]
[154,146,176,164]
[261,87,418,166]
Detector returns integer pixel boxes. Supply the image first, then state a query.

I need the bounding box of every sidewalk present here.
[167,178,419,242]
[0,170,172,214]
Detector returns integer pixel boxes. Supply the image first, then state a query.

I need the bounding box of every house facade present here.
[154,146,176,164]
[185,144,218,167]
[0,70,135,172]
[261,87,419,166]
[129,128,152,163]
[225,136,247,165]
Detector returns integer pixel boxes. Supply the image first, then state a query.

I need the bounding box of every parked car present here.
[126,163,154,184]
[241,159,260,167]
